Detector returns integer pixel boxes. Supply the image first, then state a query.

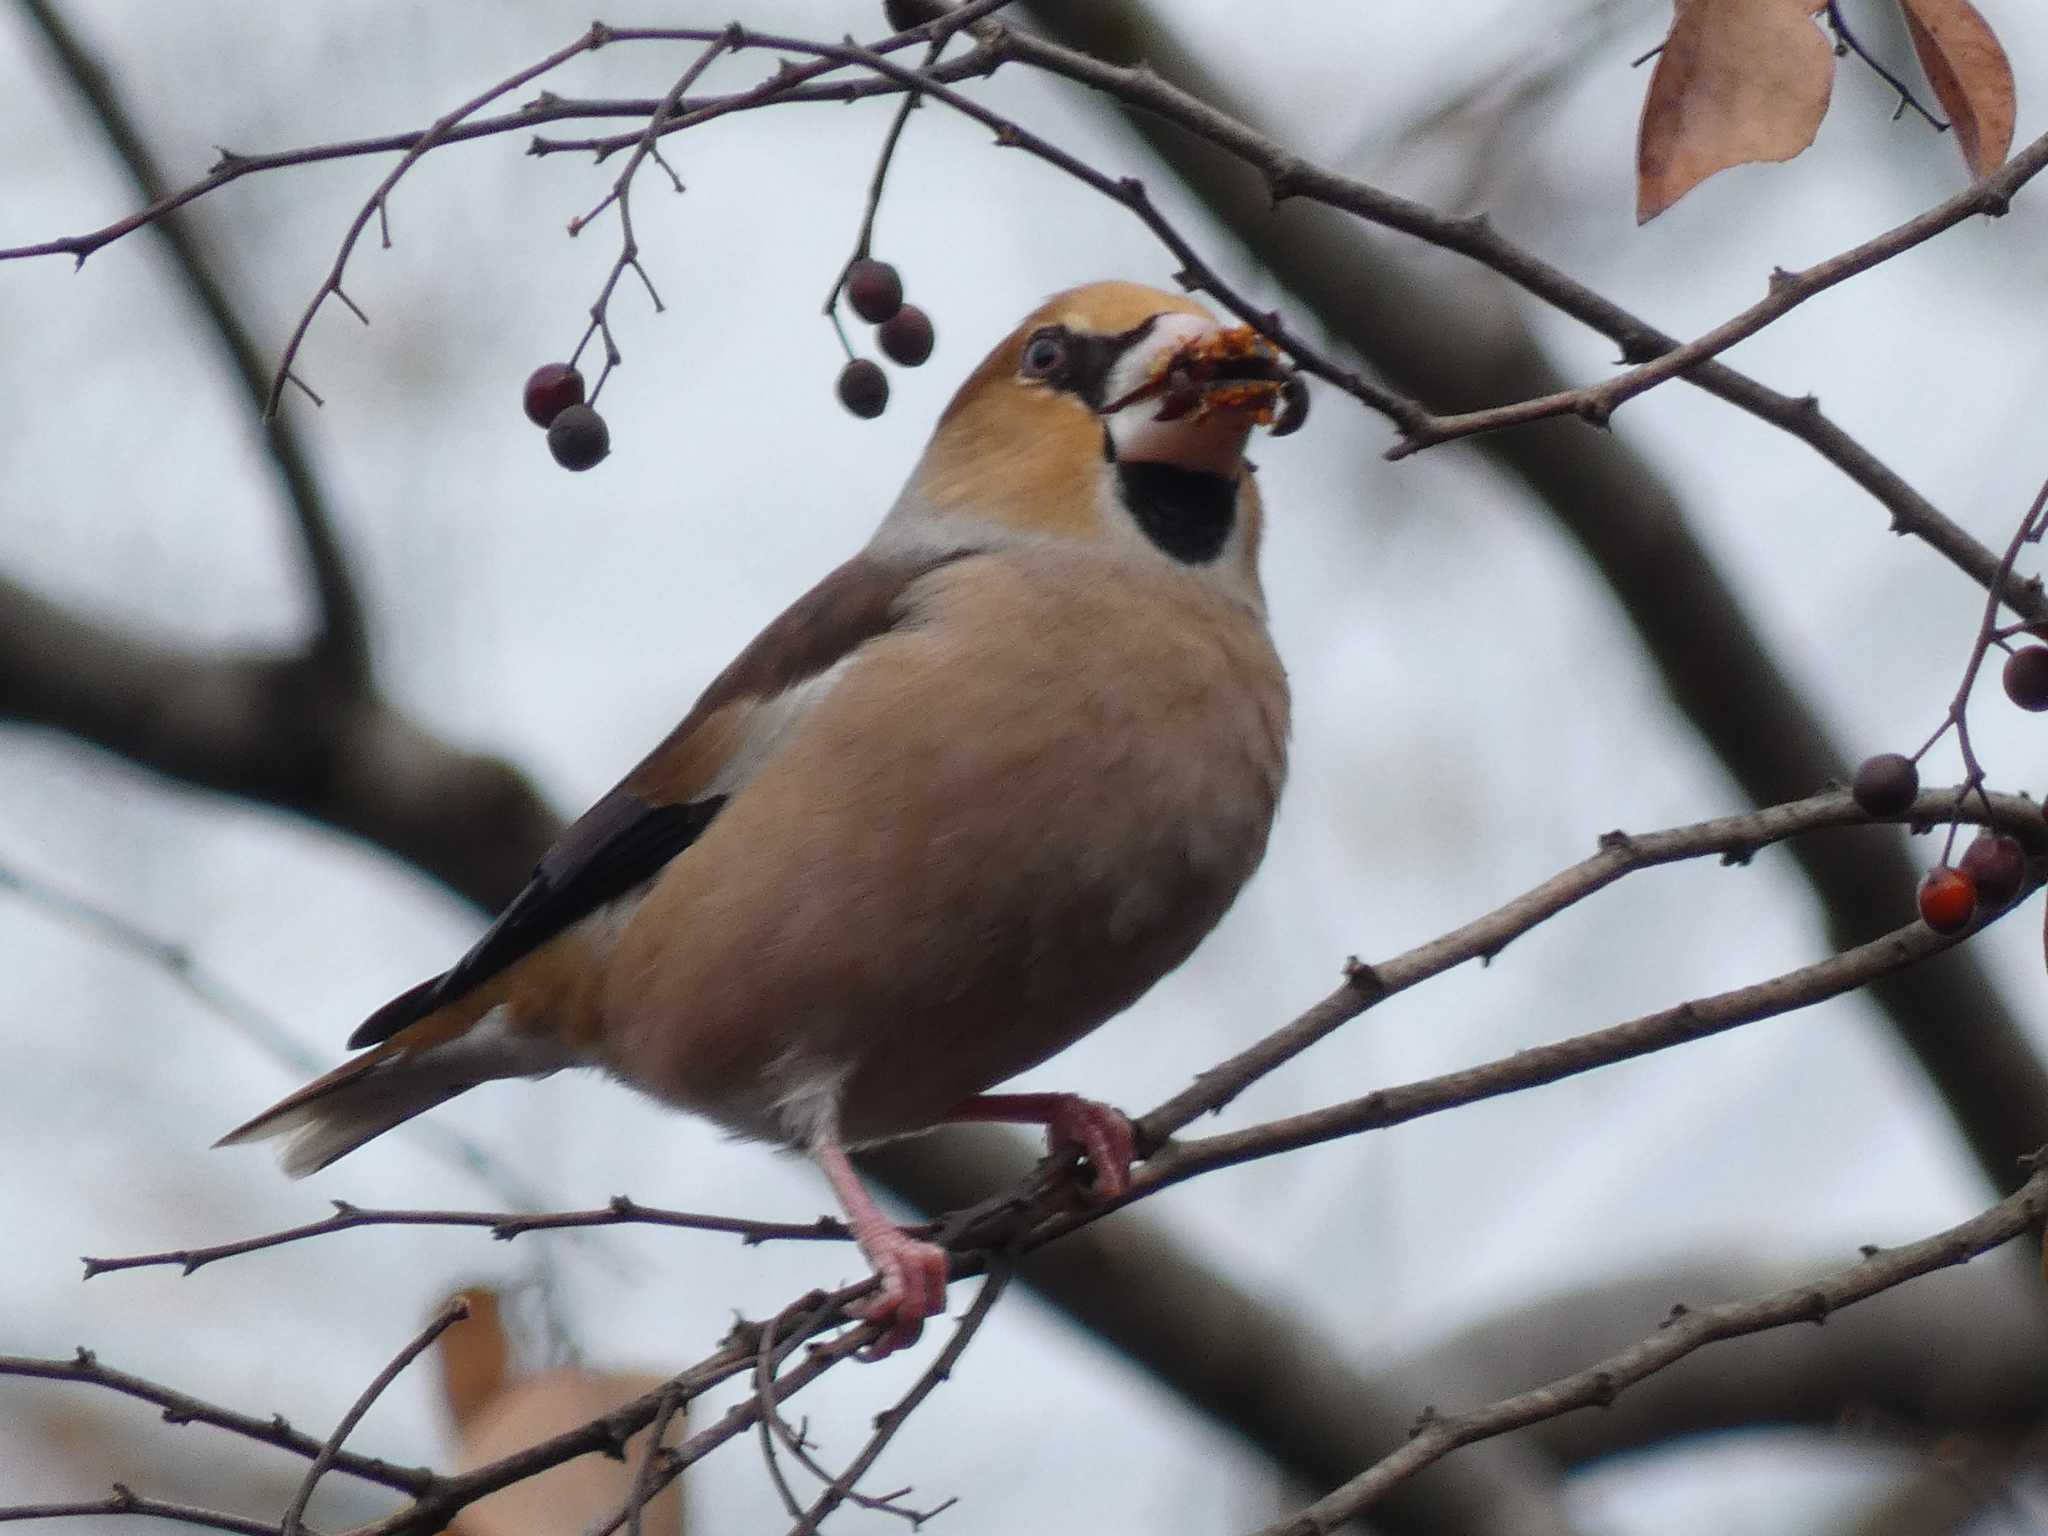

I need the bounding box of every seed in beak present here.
[1154,369,1201,422]
[1269,375,1310,437]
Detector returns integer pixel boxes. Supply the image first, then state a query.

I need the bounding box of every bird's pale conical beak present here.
[1098,315,1304,475]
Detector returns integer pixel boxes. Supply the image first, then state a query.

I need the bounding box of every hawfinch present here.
[223,281,1297,1355]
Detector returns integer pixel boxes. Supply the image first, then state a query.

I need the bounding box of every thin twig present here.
[821,33,946,333]
[0,1486,291,1536]
[0,57,1007,268]
[1825,0,1949,129]
[781,1269,1002,1533]
[280,1297,470,1536]
[1382,128,2048,454]
[15,0,369,678]
[81,784,2042,1283]
[564,29,737,401]
[0,1349,432,1495]
[1917,477,2048,857]
[985,15,2048,624]
[0,857,566,1225]
[754,1310,821,1535]
[1139,784,2042,1148]
[80,1196,863,1279]
[1250,1162,2048,1534]
[624,1384,688,1536]
[264,24,622,417]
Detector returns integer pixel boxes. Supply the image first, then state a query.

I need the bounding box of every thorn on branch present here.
[1342,955,1384,993]
[1597,829,1637,853]
[1407,1404,1441,1439]
[1660,1302,1689,1328]
[1719,843,1757,867]
[1859,1243,1882,1258]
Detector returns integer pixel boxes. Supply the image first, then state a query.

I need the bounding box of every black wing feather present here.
[346,792,726,1049]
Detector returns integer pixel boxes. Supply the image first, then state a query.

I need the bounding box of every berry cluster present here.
[1850,646,2046,934]
[835,258,935,419]
[522,363,609,471]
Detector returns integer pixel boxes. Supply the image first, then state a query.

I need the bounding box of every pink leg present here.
[810,1122,948,1360]
[948,1092,1137,1200]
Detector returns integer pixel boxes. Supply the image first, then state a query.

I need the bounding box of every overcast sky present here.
[4,3,2047,1531]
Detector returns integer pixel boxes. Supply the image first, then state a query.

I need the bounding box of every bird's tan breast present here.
[598,548,1289,1144]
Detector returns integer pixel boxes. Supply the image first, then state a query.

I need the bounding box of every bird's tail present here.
[214,1042,478,1177]
[215,994,519,1177]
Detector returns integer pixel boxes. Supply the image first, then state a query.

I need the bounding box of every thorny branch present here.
[0,1349,433,1495]
[1251,1160,2048,1535]
[561,29,736,401]
[15,781,2043,1531]
[8,4,2039,618]
[9,6,2043,618]
[10,6,2048,1531]
[78,1195,862,1279]
[1382,129,2048,453]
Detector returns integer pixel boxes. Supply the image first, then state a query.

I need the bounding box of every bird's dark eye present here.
[1020,328,1069,381]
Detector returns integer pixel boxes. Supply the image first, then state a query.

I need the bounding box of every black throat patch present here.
[1115,461,1238,565]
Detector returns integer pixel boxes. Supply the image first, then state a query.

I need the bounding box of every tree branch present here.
[279,1299,469,1536]
[1387,129,2048,453]
[1253,1164,2048,1535]
[0,1349,433,1496]
[999,3,2048,625]
[1011,0,2048,1202]
[17,0,370,680]
[0,575,557,911]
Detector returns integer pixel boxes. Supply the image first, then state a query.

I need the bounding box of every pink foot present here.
[845,1226,950,1360]
[949,1092,1137,1201]
[810,1117,950,1360]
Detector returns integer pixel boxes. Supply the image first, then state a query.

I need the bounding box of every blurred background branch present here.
[5,0,2048,1532]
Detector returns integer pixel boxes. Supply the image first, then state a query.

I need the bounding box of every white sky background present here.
[3,1,2047,1531]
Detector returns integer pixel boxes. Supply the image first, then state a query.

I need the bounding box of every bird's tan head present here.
[885,282,1302,599]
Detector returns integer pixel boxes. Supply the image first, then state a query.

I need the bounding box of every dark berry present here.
[837,358,889,419]
[1959,831,2026,910]
[1918,866,1978,933]
[2004,646,2048,710]
[546,404,610,470]
[523,363,586,428]
[877,304,934,367]
[845,259,904,325]
[1851,753,1919,817]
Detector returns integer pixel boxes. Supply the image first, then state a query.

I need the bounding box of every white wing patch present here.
[705,657,856,800]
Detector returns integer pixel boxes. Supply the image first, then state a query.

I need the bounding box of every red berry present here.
[1958,831,2026,910]
[523,363,586,428]
[546,404,609,470]
[845,259,904,325]
[1917,866,1978,933]
[1851,753,1919,817]
[877,304,935,367]
[2003,646,2048,710]
[837,358,889,419]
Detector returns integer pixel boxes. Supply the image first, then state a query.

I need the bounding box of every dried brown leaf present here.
[1637,0,1836,223]
[1900,0,2016,177]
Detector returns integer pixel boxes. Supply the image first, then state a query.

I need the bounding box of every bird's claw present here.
[847,1228,949,1360]
[1045,1096,1137,1201]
